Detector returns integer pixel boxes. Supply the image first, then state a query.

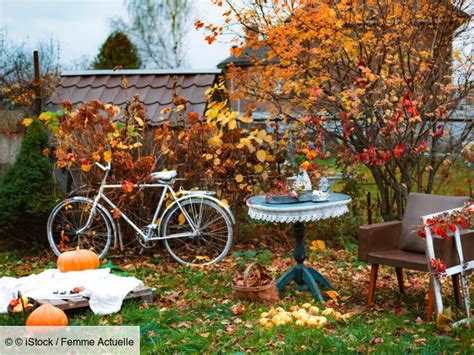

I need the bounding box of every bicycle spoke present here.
[49,200,111,258]
[199,232,228,243]
[200,235,226,247]
[199,238,223,253]
[164,198,232,265]
[201,203,216,226]
[203,222,228,233]
[57,211,79,232]
[189,200,200,227]
[200,214,224,230]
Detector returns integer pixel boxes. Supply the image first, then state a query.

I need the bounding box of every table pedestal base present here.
[276,222,333,301]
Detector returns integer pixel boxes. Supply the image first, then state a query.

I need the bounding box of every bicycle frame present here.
[77,162,209,243]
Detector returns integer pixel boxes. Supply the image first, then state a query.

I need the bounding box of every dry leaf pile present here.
[232,265,273,288]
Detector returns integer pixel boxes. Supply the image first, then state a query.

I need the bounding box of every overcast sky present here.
[0,0,233,70]
[1,0,472,72]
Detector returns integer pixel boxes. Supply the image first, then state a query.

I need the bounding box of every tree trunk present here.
[370,167,392,221]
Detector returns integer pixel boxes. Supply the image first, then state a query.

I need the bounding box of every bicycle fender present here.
[196,194,236,224]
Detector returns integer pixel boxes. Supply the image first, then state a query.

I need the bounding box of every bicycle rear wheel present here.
[47,197,113,259]
[162,197,233,266]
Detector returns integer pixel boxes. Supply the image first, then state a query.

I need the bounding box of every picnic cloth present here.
[0,268,142,315]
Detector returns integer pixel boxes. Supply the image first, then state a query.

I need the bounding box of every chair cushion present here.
[399,193,469,253]
[368,250,428,272]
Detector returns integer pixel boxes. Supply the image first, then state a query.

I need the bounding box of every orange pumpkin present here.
[57,248,100,273]
[26,304,68,326]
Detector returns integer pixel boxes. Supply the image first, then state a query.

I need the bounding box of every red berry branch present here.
[431,258,447,279]
[417,203,473,239]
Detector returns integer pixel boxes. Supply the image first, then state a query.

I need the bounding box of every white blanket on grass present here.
[0,268,142,315]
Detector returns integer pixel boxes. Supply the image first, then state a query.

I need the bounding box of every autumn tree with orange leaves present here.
[198,0,474,220]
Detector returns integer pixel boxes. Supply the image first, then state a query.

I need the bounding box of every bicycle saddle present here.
[150,170,177,182]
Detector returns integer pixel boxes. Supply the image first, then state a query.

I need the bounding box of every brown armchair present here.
[358,193,474,320]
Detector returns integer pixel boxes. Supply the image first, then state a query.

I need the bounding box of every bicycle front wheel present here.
[47,197,113,259]
[162,197,233,266]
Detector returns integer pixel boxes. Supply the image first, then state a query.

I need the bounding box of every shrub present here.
[0,118,57,236]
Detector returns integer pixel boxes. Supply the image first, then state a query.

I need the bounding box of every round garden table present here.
[246,192,351,301]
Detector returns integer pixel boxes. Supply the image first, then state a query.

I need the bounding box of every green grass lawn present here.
[0,162,471,353]
[324,160,473,226]
[322,158,472,197]
[0,245,472,353]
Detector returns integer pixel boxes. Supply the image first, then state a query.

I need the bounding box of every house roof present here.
[217,46,279,69]
[49,69,221,125]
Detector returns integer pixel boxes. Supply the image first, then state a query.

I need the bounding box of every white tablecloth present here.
[247,192,351,223]
[0,268,142,315]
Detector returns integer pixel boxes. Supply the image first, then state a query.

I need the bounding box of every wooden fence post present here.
[32,51,42,116]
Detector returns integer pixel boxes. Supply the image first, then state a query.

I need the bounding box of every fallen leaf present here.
[230,304,246,315]
[177,322,191,328]
[436,313,453,333]
[325,291,339,301]
[371,337,384,344]
[225,325,236,334]
[310,240,326,251]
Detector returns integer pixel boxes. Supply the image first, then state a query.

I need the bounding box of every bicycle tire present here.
[161,197,233,266]
[47,197,113,259]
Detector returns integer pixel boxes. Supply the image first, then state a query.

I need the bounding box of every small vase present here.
[318,176,330,192]
[299,168,312,192]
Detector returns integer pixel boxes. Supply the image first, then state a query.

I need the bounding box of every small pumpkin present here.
[57,247,100,273]
[26,304,68,326]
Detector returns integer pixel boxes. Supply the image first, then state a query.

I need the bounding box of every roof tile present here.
[151,75,172,88]
[89,75,111,88]
[98,87,120,104]
[48,71,219,125]
[60,76,81,87]
[75,76,96,88]
[135,75,155,88]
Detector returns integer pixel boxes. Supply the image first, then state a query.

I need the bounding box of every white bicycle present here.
[47,162,234,266]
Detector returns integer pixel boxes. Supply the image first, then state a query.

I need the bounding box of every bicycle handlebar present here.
[95,162,111,171]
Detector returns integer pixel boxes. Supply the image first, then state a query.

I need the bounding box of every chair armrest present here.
[436,229,474,267]
[358,221,403,262]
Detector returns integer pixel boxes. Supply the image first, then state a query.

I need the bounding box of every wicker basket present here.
[7,292,37,316]
[232,262,279,304]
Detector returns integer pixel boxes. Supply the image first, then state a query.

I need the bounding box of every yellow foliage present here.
[436,313,453,333]
[238,115,253,123]
[103,151,112,163]
[256,150,267,162]
[208,132,223,147]
[228,119,237,129]
[38,112,49,121]
[310,240,326,250]
[324,290,339,301]
[134,114,145,127]
[453,50,462,62]
[22,118,33,127]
